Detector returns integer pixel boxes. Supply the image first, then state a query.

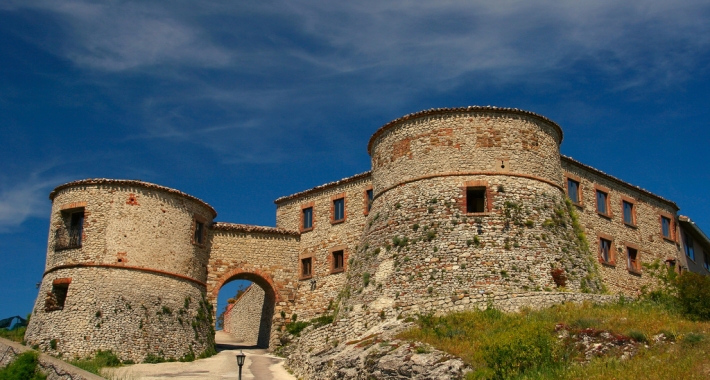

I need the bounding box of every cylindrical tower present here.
[343,107,602,317]
[25,179,217,362]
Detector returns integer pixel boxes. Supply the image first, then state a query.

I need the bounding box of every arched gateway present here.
[207,223,300,348]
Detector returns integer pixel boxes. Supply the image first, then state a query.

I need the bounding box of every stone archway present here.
[209,269,283,348]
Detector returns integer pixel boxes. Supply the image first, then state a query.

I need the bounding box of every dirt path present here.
[105,331,296,380]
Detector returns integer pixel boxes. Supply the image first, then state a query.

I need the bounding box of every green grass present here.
[69,350,122,375]
[0,351,46,380]
[0,327,26,343]
[398,300,710,379]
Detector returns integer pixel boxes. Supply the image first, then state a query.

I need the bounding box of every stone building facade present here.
[27,106,708,362]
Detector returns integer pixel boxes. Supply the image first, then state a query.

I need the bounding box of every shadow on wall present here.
[222,282,274,348]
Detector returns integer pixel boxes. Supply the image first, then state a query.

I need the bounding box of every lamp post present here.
[236,350,246,380]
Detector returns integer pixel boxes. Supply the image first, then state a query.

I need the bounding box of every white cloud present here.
[0,173,59,232]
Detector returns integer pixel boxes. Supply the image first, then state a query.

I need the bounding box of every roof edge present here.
[367,106,564,155]
[212,222,299,236]
[561,156,679,210]
[49,179,217,218]
[274,171,372,204]
[679,216,710,249]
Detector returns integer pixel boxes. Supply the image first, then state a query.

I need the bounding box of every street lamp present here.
[236,350,246,380]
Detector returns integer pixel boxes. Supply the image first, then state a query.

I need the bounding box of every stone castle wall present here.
[337,109,604,321]
[275,174,372,321]
[25,180,217,362]
[206,224,300,347]
[27,106,690,361]
[223,284,268,346]
[562,158,680,295]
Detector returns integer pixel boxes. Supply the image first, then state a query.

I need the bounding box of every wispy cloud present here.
[5,0,709,164]
[0,171,64,232]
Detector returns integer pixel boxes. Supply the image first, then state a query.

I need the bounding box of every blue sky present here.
[1,1,709,319]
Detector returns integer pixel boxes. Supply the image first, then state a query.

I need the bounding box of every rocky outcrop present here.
[286,319,469,380]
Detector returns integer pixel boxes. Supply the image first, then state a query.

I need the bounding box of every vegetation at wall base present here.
[68,350,122,375]
[285,314,335,337]
[0,351,46,380]
[0,326,26,343]
[398,290,710,379]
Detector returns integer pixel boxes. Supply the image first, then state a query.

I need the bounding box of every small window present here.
[332,250,344,273]
[627,247,640,273]
[55,210,84,250]
[466,187,486,213]
[599,238,612,264]
[684,232,695,261]
[45,279,70,312]
[622,200,635,225]
[567,178,580,204]
[194,220,205,245]
[301,257,312,278]
[596,190,609,216]
[703,252,709,271]
[302,207,313,231]
[661,216,673,240]
[333,197,345,222]
[366,189,374,213]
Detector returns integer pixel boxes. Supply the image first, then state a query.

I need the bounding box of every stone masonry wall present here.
[368,110,565,193]
[275,174,372,321]
[337,109,603,326]
[562,158,681,295]
[207,224,300,348]
[25,180,216,362]
[223,284,268,346]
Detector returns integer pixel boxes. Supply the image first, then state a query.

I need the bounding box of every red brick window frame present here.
[363,185,374,216]
[462,180,493,215]
[191,215,208,247]
[299,255,314,280]
[330,193,347,224]
[45,278,72,312]
[594,185,612,218]
[329,245,347,274]
[659,212,676,242]
[624,243,642,274]
[620,196,637,227]
[300,202,315,233]
[564,173,583,206]
[597,233,616,266]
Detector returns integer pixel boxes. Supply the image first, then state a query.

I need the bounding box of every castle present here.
[25,106,709,362]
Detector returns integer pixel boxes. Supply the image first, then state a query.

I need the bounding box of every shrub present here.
[143,353,166,364]
[70,350,122,374]
[0,351,46,380]
[480,322,557,379]
[551,268,567,288]
[676,272,710,320]
[286,321,310,336]
[0,327,26,343]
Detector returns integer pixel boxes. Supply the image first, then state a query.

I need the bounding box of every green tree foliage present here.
[0,351,46,380]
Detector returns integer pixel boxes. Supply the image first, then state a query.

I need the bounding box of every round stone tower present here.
[25,179,217,362]
[342,107,602,318]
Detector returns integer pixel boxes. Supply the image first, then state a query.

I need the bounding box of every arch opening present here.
[213,272,277,348]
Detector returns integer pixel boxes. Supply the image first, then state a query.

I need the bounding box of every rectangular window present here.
[567,178,580,204]
[45,279,70,312]
[302,207,313,230]
[332,250,344,273]
[301,257,312,278]
[366,189,374,213]
[627,247,640,273]
[333,198,345,222]
[599,238,612,264]
[466,187,486,213]
[194,220,205,245]
[661,216,672,240]
[596,190,609,216]
[622,200,635,225]
[55,209,84,250]
[704,252,710,271]
[684,232,695,261]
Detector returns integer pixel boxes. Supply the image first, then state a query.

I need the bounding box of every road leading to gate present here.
[105,331,296,380]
